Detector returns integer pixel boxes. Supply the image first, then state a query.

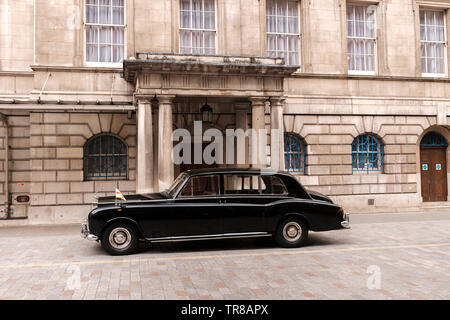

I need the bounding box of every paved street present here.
[0,210,449,300]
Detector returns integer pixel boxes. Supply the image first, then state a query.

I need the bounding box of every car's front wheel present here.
[274,217,308,248]
[101,222,140,255]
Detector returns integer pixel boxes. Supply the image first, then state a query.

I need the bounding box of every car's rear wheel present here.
[101,222,139,255]
[274,217,308,248]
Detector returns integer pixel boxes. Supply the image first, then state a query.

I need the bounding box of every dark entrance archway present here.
[420,132,448,202]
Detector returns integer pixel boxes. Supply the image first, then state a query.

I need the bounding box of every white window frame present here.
[346,4,377,76]
[266,0,301,66]
[179,0,218,55]
[420,9,447,78]
[83,0,127,67]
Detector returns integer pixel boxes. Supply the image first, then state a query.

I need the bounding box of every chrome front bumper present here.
[81,221,98,241]
[341,214,350,229]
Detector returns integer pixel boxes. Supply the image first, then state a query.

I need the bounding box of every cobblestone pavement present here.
[0,210,449,300]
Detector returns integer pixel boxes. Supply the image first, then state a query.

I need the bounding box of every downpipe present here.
[0,113,10,219]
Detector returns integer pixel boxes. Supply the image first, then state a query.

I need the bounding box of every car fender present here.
[277,212,311,230]
[99,216,145,240]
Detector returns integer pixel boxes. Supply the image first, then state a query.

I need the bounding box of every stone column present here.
[234,102,250,167]
[271,97,286,171]
[136,98,154,193]
[158,95,176,191]
[250,97,267,168]
[152,97,159,191]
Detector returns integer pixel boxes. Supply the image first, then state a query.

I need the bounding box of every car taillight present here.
[16,195,30,203]
[340,205,345,216]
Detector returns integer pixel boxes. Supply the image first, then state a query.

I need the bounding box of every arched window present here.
[284,133,306,173]
[352,134,384,173]
[420,132,448,147]
[84,134,128,180]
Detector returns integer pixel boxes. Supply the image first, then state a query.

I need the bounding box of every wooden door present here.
[420,147,448,202]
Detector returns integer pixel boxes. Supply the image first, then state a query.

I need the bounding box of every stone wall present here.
[283,94,449,212]
[26,111,137,224]
[0,112,30,219]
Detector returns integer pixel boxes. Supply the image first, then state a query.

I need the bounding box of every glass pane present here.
[180,30,191,49]
[112,7,124,25]
[267,34,276,51]
[112,0,124,6]
[420,25,426,41]
[420,10,425,25]
[99,6,111,24]
[180,0,190,11]
[99,27,111,44]
[267,0,276,16]
[204,12,215,30]
[347,20,354,37]
[180,10,191,28]
[288,17,298,34]
[204,0,215,12]
[204,31,215,51]
[347,5,354,21]
[86,5,98,24]
[86,25,98,43]
[112,27,124,44]
[113,46,124,63]
[99,45,111,62]
[86,44,98,62]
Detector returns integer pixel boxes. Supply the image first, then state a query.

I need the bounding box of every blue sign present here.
[436,164,442,171]
[422,164,428,171]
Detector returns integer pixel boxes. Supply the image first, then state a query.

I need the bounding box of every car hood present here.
[306,189,333,204]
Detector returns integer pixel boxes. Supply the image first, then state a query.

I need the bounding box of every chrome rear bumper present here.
[81,221,98,241]
[341,214,350,229]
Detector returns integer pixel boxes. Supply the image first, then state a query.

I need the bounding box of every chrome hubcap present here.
[109,227,132,249]
[283,222,301,242]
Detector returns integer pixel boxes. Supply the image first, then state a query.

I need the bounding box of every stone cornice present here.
[290,72,450,83]
[123,53,299,83]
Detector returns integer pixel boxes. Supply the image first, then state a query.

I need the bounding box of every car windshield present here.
[166,173,188,198]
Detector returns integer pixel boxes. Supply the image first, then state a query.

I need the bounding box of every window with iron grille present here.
[420,10,446,76]
[179,0,216,54]
[347,4,376,73]
[352,134,383,173]
[84,134,128,180]
[284,133,306,173]
[85,0,125,63]
[266,0,300,66]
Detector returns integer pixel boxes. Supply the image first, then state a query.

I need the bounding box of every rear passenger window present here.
[261,175,288,195]
[224,175,264,195]
[223,174,288,195]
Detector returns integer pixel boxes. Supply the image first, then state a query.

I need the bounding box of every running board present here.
[145,232,271,243]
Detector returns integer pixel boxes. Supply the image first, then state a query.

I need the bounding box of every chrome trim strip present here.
[147,232,271,243]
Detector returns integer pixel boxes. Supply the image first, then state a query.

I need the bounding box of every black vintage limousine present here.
[82,168,350,255]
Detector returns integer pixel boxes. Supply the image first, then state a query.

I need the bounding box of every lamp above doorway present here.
[200,99,213,124]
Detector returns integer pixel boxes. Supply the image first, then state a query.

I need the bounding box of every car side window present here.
[261,175,288,195]
[178,175,220,198]
[224,175,265,195]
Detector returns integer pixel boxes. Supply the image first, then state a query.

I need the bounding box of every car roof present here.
[184,167,288,176]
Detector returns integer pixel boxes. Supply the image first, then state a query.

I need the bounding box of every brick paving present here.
[0,211,449,300]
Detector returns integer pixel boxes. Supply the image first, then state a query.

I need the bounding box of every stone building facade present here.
[2,0,450,225]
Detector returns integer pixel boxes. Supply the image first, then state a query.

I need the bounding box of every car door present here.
[166,174,223,237]
[220,174,272,234]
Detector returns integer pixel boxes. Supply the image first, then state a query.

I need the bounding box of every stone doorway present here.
[420,132,448,202]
